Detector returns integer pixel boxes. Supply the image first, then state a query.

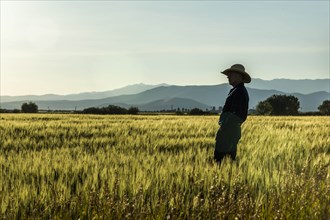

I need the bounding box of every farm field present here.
[0,114,329,219]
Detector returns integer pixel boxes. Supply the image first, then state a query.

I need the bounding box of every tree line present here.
[1,96,329,115]
[256,95,329,115]
[81,105,139,115]
[0,103,139,115]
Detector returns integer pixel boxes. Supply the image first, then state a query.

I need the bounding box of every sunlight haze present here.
[1,1,329,95]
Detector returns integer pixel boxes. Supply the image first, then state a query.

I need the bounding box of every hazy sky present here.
[1,1,329,95]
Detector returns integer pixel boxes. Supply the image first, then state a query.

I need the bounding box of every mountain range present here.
[1,79,329,112]
[0,83,169,102]
[246,78,329,94]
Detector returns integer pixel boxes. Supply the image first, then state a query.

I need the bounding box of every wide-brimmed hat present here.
[221,64,251,83]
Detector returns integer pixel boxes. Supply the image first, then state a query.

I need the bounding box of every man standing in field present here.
[214,64,251,164]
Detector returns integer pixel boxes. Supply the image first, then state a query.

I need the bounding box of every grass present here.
[0,114,329,219]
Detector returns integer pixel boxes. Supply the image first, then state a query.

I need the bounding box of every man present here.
[214,64,251,164]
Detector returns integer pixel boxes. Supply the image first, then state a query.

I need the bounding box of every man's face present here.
[227,72,243,86]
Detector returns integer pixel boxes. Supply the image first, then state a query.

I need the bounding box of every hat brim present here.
[221,69,251,83]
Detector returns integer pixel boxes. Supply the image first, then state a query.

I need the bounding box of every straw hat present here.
[221,64,251,83]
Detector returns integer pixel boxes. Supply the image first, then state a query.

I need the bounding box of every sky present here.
[1,1,329,96]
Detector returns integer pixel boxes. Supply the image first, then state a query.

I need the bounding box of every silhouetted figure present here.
[214,64,251,164]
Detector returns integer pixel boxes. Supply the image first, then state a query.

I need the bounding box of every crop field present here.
[0,114,329,219]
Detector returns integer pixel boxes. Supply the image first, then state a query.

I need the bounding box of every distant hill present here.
[137,97,210,111]
[2,79,329,103]
[292,92,330,112]
[1,83,169,102]
[247,78,329,94]
[97,98,210,111]
[2,84,329,112]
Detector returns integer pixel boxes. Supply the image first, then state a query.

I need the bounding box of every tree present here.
[21,102,38,113]
[105,105,128,114]
[128,107,139,115]
[82,107,102,114]
[256,101,272,115]
[318,100,330,115]
[189,108,205,115]
[82,105,130,115]
[257,95,300,115]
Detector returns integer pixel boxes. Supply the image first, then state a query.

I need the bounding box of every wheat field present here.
[0,114,329,219]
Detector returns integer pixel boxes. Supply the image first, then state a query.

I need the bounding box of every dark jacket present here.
[221,83,249,122]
